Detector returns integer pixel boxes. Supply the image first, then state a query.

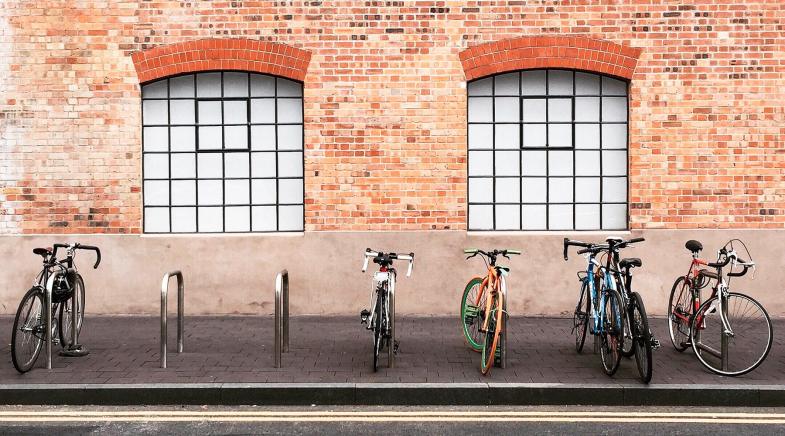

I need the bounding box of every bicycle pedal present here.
[393,340,400,355]
[360,309,370,324]
[650,337,661,349]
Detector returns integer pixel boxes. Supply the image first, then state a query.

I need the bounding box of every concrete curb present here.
[2,383,785,406]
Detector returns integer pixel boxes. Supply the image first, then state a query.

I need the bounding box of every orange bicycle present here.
[460,248,520,374]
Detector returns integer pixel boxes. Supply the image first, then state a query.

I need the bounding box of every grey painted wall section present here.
[0,230,783,316]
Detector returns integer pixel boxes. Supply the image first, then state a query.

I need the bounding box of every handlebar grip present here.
[407,259,414,277]
[464,248,478,254]
[77,245,101,269]
[563,238,569,260]
[362,256,369,273]
[506,249,521,255]
[628,237,645,244]
[727,265,750,277]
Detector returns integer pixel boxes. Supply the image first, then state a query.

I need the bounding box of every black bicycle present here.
[11,243,101,373]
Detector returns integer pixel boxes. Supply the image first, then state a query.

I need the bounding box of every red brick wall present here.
[1,1,783,233]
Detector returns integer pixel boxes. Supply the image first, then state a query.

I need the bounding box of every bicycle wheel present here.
[599,288,623,376]
[480,290,503,375]
[630,292,653,383]
[461,277,486,352]
[690,292,772,376]
[58,274,85,347]
[573,279,590,353]
[11,287,46,373]
[372,287,383,372]
[668,276,692,352]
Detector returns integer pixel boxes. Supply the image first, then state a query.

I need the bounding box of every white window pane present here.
[575,150,600,176]
[548,124,572,148]
[197,180,222,205]
[251,152,276,177]
[144,207,169,232]
[198,101,222,125]
[277,78,302,97]
[143,127,168,152]
[144,154,168,179]
[549,204,573,230]
[603,177,627,202]
[602,204,627,229]
[468,77,492,96]
[197,207,223,232]
[251,125,276,150]
[468,178,492,203]
[468,124,493,149]
[223,72,248,97]
[252,179,276,204]
[251,75,275,97]
[468,151,492,176]
[494,124,519,149]
[522,205,546,229]
[523,98,546,122]
[277,99,302,123]
[252,206,276,231]
[197,154,222,178]
[521,178,546,202]
[171,153,195,179]
[548,70,573,95]
[575,177,600,202]
[171,207,196,232]
[523,124,546,147]
[495,151,519,176]
[521,151,547,176]
[196,73,221,97]
[575,124,600,149]
[225,206,250,232]
[142,80,167,98]
[603,124,627,149]
[575,72,599,94]
[521,70,546,95]
[575,97,599,122]
[170,100,195,125]
[495,73,519,94]
[225,153,250,178]
[602,76,627,95]
[225,126,248,149]
[549,150,573,176]
[169,75,194,98]
[495,177,520,203]
[495,205,520,230]
[198,126,222,150]
[549,178,573,202]
[468,97,493,123]
[468,205,493,230]
[224,178,249,205]
[279,205,303,231]
[602,150,627,176]
[144,180,168,206]
[602,97,627,122]
[251,99,275,123]
[171,126,195,151]
[142,100,167,125]
[279,179,303,204]
[494,97,519,122]
[278,152,303,177]
[278,125,303,150]
[575,204,600,230]
[224,100,247,124]
[548,98,572,122]
[170,180,196,205]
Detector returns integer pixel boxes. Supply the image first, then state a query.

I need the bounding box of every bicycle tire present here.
[630,292,653,383]
[58,274,85,348]
[460,277,486,352]
[599,288,623,376]
[372,287,383,372]
[668,276,692,352]
[11,287,46,373]
[480,290,503,375]
[574,279,590,353]
[690,292,772,376]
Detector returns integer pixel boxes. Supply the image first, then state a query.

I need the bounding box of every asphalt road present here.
[1,406,785,435]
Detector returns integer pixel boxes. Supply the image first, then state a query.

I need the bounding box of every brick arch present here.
[459,36,642,81]
[130,38,312,83]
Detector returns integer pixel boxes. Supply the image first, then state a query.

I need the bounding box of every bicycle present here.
[360,248,414,372]
[460,248,520,375]
[667,239,771,376]
[11,243,101,373]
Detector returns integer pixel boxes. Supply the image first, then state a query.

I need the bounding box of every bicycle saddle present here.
[685,240,703,253]
[33,247,52,257]
[619,258,642,269]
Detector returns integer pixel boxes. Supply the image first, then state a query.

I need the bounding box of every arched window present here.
[141,72,304,233]
[467,69,628,231]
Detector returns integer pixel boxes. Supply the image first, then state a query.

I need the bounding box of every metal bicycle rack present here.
[274,269,290,368]
[160,271,184,369]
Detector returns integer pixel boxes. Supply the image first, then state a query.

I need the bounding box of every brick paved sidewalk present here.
[1,316,783,385]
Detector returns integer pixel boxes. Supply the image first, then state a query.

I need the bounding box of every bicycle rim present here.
[668,276,692,352]
[480,292,502,375]
[59,275,85,347]
[11,288,45,373]
[631,292,653,384]
[460,277,486,352]
[600,290,622,376]
[574,280,589,353]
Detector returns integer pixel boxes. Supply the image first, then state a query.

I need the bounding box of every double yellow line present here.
[0,410,784,424]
